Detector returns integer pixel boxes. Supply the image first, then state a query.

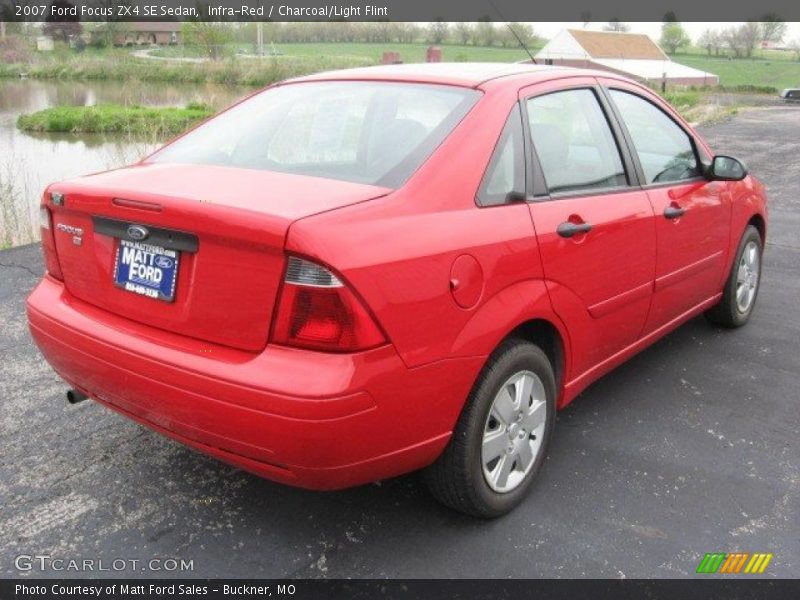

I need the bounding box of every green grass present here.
[662,90,702,111]
[671,53,800,91]
[150,41,539,63]
[676,44,799,62]
[0,49,373,86]
[0,41,534,87]
[5,39,800,91]
[17,104,214,136]
[275,42,539,62]
[5,39,800,93]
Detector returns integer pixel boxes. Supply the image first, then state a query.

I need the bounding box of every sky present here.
[532,22,800,44]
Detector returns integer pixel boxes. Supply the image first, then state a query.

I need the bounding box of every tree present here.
[505,23,536,49]
[603,20,630,33]
[1,0,12,39]
[454,22,473,46]
[723,22,761,58]
[788,39,800,61]
[475,20,497,47]
[722,26,744,58]
[760,15,787,43]
[739,22,762,57]
[709,30,724,56]
[660,22,690,54]
[427,21,449,45]
[89,21,129,48]
[182,22,234,60]
[42,20,82,43]
[497,23,539,52]
[698,29,715,55]
[498,26,518,48]
[373,21,393,43]
[394,23,419,44]
[42,0,82,42]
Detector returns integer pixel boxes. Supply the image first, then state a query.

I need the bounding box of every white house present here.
[535,29,719,87]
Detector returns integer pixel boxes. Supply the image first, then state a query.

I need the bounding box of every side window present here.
[477,105,525,207]
[526,88,627,195]
[609,89,700,185]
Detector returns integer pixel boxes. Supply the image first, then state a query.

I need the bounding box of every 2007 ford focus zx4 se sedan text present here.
[27,64,767,517]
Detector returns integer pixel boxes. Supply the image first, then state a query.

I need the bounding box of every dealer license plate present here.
[114,239,179,302]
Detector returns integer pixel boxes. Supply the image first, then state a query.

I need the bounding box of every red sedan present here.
[27,64,767,517]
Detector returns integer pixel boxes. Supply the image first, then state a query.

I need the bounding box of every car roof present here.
[286,62,590,88]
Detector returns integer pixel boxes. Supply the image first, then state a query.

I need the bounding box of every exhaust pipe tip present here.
[66,389,89,404]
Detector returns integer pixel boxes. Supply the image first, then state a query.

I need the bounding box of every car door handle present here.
[557,221,593,238]
[664,205,687,219]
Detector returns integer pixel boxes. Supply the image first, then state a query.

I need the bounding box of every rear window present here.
[149,82,480,188]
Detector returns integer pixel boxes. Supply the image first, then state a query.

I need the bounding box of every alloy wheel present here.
[481,370,547,493]
[736,240,760,313]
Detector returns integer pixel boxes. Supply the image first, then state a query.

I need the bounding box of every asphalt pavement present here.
[1,107,798,578]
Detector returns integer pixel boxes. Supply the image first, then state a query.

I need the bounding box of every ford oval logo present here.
[154,256,173,269]
[127,224,149,241]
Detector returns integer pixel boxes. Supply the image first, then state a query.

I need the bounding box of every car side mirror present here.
[707,155,747,181]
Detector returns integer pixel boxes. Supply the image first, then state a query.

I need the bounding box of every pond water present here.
[0,78,249,247]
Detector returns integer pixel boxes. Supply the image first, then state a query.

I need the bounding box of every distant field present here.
[152,42,538,63]
[7,37,800,91]
[671,53,800,90]
[269,42,538,63]
[150,42,800,90]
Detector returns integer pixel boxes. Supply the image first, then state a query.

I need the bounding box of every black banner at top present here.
[3,0,800,22]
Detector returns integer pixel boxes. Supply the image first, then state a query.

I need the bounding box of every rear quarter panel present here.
[286,81,563,371]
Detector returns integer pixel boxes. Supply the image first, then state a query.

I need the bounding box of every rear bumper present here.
[27,276,482,489]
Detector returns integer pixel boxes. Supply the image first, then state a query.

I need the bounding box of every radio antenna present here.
[487,0,537,64]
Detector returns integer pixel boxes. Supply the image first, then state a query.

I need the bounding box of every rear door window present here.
[526,88,628,195]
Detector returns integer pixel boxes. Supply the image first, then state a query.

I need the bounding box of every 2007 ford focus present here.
[28,64,767,517]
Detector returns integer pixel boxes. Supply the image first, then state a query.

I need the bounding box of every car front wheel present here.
[424,338,556,518]
[705,224,763,328]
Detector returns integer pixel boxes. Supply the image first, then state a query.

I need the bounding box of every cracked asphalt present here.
[1,107,798,579]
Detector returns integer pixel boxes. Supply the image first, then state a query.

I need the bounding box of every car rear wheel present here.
[424,338,556,518]
[705,225,763,328]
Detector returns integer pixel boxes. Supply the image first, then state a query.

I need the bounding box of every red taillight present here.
[39,205,63,281]
[272,257,385,352]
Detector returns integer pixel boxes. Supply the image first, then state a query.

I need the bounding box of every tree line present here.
[657,18,797,60]
[7,18,800,63]
[228,21,541,49]
[696,21,789,58]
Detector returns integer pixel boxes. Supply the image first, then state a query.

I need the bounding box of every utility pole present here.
[255,0,264,58]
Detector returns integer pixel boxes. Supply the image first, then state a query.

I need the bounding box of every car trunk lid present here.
[48,163,390,352]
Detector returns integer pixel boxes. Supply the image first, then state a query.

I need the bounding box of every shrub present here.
[0,35,32,65]
[16,104,215,137]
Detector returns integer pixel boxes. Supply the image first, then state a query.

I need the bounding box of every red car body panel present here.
[46,164,390,351]
[27,65,768,489]
[28,275,484,489]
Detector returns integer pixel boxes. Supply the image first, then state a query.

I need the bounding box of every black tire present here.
[424,338,556,518]
[705,225,763,328]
